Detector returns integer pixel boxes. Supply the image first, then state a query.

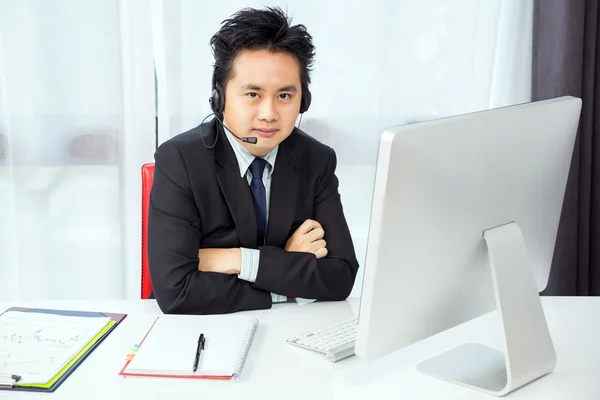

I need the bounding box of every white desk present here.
[1,297,598,400]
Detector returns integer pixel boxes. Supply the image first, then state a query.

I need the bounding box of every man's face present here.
[222,49,303,157]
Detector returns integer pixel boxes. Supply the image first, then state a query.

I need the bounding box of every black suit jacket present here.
[148,119,359,314]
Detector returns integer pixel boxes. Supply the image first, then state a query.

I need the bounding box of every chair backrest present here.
[141,163,155,299]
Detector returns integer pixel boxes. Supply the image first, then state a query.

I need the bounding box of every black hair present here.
[209,6,315,94]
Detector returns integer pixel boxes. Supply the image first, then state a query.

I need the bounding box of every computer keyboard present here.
[286,318,358,362]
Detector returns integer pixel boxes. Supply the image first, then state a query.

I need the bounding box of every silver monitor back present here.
[354,96,582,396]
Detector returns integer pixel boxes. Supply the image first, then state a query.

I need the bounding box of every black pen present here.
[193,333,205,372]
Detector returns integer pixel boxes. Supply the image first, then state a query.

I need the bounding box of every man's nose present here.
[258,99,277,121]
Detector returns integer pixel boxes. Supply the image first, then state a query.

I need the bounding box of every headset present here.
[201,76,311,149]
[208,81,312,116]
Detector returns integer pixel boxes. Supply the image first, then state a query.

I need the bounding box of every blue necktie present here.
[249,158,268,246]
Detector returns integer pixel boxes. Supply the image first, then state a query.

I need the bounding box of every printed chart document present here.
[0,311,112,385]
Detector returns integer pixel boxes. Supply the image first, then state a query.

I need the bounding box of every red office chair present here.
[141,163,155,299]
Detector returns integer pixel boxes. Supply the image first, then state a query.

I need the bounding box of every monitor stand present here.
[415,222,556,396]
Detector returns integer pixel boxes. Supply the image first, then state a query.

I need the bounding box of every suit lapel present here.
[214,125,258,248]
[266,137,299,248]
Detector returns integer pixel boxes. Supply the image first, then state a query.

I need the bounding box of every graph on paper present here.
[0,311,111,384]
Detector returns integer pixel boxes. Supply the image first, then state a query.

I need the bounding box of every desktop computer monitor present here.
[354,96,582,396]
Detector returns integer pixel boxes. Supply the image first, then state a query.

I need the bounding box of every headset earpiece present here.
[209,85,224,115]
[300,87,311,114]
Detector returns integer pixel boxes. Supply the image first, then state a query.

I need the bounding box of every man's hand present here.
[285,219,328,259]
[197,248,242,274]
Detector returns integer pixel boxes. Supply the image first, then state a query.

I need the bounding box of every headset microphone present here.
[212,113,257,144]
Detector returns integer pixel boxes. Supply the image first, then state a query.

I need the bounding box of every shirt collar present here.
[223,126,278,178]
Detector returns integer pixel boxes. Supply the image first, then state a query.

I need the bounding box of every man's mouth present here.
[255,128,279,137]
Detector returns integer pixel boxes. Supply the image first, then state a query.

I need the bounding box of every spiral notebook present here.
[119,314,258,381]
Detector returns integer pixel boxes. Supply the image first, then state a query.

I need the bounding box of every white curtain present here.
[0,0,532,301]
[0,0,155,301]
[156,0,533,297]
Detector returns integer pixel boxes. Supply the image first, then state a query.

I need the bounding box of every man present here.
[148,6,359,315]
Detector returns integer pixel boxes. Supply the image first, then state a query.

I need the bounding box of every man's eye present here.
[279,93,291,100]
[247,92,259,99]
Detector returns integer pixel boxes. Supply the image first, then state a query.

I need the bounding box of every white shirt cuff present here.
[271,293,288,303]
[238,248,260,282]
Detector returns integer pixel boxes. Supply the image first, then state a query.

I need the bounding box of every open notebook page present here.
[125,314,258,377]
[0,311,112,384]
